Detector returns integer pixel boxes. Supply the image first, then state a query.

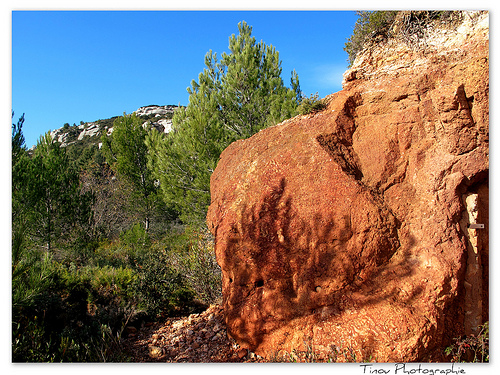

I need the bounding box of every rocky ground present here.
[122,305,265,363]
[121,303,453,363]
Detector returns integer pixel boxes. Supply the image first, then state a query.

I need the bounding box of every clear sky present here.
[12,10,359,148]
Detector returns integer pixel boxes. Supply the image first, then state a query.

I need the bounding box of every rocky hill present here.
[45,105,178,149]
[207,11,488,362]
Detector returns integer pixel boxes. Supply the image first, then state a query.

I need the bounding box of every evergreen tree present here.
[219,22,298,140]
[101,113,160,232]
[12,112,28,227]
[147,21,300,225]
[27,133,89,250]
[291,69,302,104]
[12,112,26,165]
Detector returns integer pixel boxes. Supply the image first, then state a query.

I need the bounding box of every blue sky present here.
[12,10,359,148]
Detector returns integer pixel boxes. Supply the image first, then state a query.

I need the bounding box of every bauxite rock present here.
[207,11,489,362]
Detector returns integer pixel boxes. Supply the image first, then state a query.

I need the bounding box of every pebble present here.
[237,348,248,359]
[148,346,164,359]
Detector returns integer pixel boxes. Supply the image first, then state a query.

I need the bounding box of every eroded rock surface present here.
[207,11,488,362]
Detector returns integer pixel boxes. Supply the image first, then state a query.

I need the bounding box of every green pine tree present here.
[101,113,160,232]
[27,133,88,251]
[147,21,300,225]
[12,112,29,228]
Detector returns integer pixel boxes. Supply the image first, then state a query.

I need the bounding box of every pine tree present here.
[25,133,88,250]
[219,21,298,140]
[147,21,300,225]
[101,113,160,232]
[12,112,29,227]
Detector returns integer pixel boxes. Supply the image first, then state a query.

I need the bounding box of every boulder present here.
[207,11,489,362]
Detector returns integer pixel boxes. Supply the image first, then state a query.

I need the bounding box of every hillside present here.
[40,104,178,150]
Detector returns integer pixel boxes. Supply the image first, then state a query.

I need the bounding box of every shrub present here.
[344,11,398,66]
[12,226,59,310]
[344,11,465,66]
[12,242,135,362]
[132,249,197,318]
[165,228,222,305]
[120,223,150,251]
[445,322,489,362]
[297,93,327,115]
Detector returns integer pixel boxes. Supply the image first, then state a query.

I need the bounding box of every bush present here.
[344,11,464,66]
[344,11,398,66]
[298,93,327,115]
[12,220,219,361]
[132,249,197,318]
[165,228,222,305]
[445,322,489,362]
[12,242,135,362]
[12,244,58,310]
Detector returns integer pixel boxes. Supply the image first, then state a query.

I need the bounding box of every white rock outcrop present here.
[77,122,100,141]
[134,105,177,117]
[44,104,177,149]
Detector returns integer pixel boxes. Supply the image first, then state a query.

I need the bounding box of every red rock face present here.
[207,13,489,362]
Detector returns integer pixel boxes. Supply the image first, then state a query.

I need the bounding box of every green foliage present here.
[12,113,31,227]
[12,237,58,310]
[165,227,222,305]
[11,129,94,253]
[218,22,299,138]
[119,223,150,250]
[12,112,26,164]
[297,93,327,115]
[67,140,105,171]
[147,21,299,225]
[12,243,137,362]
[344,11,398,66]
[290,69,302,104]
[12,255,125,362]
[445,322,489,362]
[101,113,162,232]
[132,249,196,318]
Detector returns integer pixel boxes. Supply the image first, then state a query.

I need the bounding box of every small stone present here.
[148,346,163,359]
[237,348,248,359]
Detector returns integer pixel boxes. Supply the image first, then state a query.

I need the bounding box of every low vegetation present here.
[297,93,327,115]
[12,213,219,362]
[445,322,489,363]
[344,11,465,66]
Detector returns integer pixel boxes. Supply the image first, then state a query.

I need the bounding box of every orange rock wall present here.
[207,11,489,362]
